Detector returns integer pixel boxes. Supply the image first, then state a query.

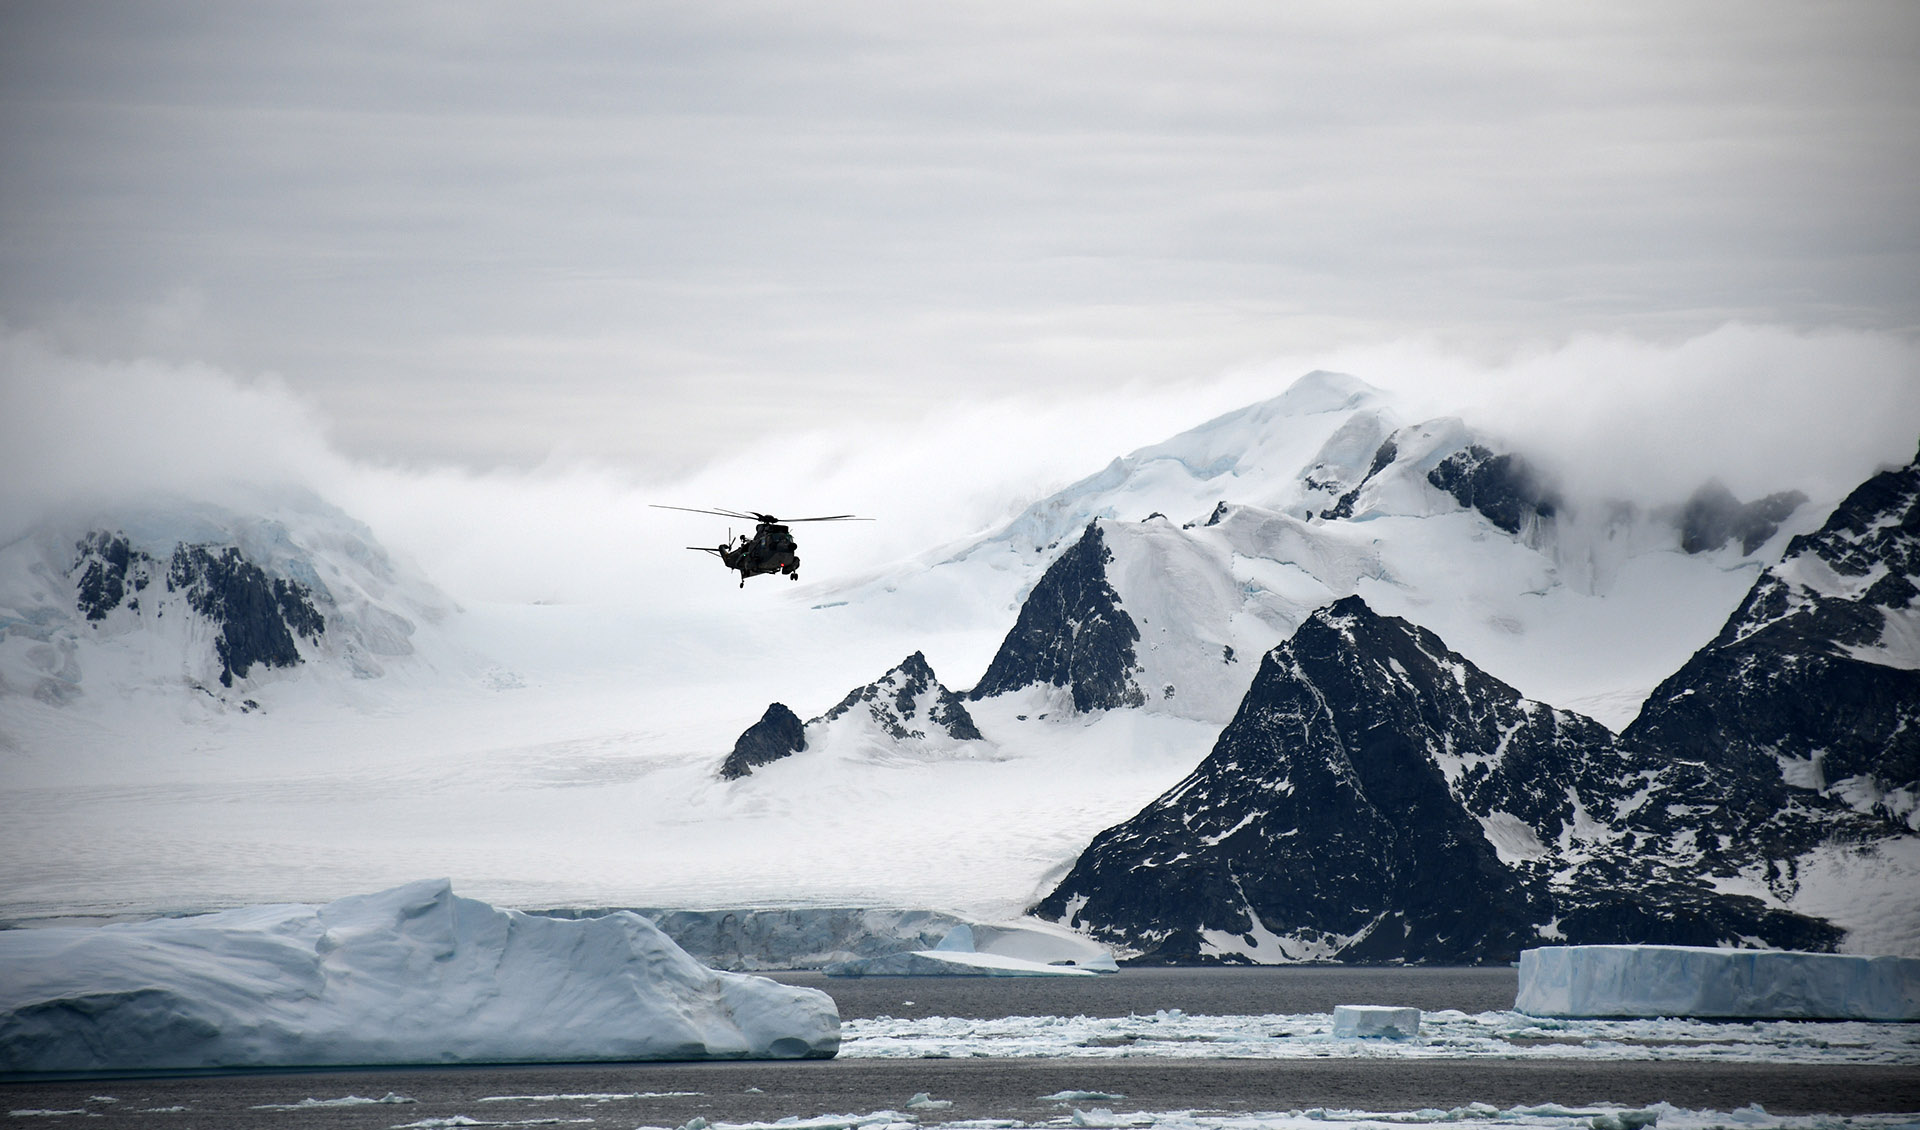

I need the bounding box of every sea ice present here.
[0,879,840,1073]
[1516,944,1920,1020]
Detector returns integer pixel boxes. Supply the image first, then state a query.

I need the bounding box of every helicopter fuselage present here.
[719,522,800,582]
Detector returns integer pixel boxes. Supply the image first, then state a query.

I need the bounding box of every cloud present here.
[3,2,1915,473]
[1298,324,1920,504]
[6,324,1915,611]
[0,331,343,543]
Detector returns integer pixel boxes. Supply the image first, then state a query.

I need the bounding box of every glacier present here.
[0,880,840,1073]
[1515,944,1920,1020]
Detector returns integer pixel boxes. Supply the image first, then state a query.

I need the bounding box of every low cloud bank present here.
[4,324,1914,609]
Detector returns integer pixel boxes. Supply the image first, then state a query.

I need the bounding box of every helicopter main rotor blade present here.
[779,514,875,522]
[651,504,760,521]
[652,504,874,524]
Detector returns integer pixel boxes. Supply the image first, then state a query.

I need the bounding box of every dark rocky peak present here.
[1036,594,1844,963]
[1675,480,1807,555]
[1427,444,1562,536]
[968,522,1146,712]
[821,650,982,742]
[1626,446,1920,832]
[719,703,807,780]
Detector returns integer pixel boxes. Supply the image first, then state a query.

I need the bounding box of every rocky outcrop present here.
[1427,445,1561,536]
[969,523,1145,712]
[719,703,808,780]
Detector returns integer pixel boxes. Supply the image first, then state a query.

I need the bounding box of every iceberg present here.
[1516,944,1920,1020]
[0,880,840,1073]
[1331,1005,1421,1038]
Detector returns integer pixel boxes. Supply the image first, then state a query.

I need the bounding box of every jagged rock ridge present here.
[824,651,982,742]
[1035,595,1846,963]
[1626,444,1920,833]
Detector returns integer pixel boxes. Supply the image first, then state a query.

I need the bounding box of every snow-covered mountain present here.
[0,492,466,719]
[827,371,1820,729]
[1027,445,1920,962]
[4,370,1909,961]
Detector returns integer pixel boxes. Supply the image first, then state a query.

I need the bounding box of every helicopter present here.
[651,505,873,587]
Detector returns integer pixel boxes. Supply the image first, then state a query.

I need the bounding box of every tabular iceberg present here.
[1516,944,1920,1020]
[0,880,840,1074]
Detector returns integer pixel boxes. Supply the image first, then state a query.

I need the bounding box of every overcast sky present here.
[3,0,1916,484]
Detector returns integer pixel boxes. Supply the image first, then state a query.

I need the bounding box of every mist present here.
[4,324,1915,610]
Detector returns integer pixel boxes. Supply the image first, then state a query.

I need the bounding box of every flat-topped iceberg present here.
[0,880,840,1074]
[1517,944,1920,1020]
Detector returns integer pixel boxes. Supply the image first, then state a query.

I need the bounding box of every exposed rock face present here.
[823,652,981,742]
[969,523,1146,712]
[1427,445,1561,536]
[720,703,808,780]
[168,544,325,687]
[1036,596,1843,963]
[1626,446,1920,834]
[73,530,326,688]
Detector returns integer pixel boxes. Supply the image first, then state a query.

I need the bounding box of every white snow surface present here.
[1516,945,1920,1021]
[0,879,840,1072]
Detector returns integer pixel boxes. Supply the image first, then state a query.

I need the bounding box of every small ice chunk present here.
[906,1093,953,1110]
[1330,1004,1422,1038]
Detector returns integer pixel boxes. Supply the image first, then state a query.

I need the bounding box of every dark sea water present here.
[5,969,1915,1129]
